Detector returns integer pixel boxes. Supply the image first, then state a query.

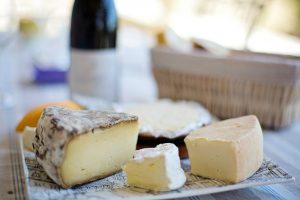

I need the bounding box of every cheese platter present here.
[15,100,295,199]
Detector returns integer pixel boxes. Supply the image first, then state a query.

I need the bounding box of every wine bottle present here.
[69,0,118,102]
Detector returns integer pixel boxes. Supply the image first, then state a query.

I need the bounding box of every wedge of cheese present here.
[124,100,211,139]
[22,126,36,152]
[184,115,263,183]
[33,106,139,188]
[123,143,186,191]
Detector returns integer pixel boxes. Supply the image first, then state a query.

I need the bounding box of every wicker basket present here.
[151,47,300,129]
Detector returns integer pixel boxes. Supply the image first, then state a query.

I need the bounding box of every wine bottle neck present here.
[70,0,118,49]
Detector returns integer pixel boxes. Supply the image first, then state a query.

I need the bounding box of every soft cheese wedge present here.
[33,106,139,188]
[124,100,211,139]
[184,115,263,183]
[123,143,186,191]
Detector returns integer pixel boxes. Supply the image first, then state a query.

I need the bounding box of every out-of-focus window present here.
[9,0,300,56]
[116,0,300,55]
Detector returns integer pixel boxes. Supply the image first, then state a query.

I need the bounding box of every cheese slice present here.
[184,115,263,183]
[33,106,139,188]
[22,126,36,152]
[123,143,186,191]
[124,100,211,139]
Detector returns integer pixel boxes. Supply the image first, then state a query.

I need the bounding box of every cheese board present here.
[21,140,294,200]
[14,100,295,199]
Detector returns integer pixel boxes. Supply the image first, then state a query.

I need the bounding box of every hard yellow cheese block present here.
[184,115,263,183]
[33,106,139,188]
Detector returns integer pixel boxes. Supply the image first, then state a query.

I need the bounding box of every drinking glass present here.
[0,0,17,109]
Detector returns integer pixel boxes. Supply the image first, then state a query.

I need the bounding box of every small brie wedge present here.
[123,143,186,191]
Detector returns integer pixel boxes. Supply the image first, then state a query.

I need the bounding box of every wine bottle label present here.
[69,49,119,102]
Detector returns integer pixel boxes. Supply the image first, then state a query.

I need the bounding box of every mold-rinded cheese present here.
[184,115,263,183]
[33,106,139,188]
[123,143,186,191]
[124,100,211,139]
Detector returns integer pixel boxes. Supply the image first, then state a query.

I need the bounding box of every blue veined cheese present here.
[185,115,263,183]
[33,106,139,188]
[123,143,186,191]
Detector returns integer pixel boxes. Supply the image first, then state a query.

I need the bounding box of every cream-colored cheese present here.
[124,100,211,139]
[123,143,186,191]
[184,115,263,183]
[22,126,36,152]
[61,122,139,187]
[33,106,139,188]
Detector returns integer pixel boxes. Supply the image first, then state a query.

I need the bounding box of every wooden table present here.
[0,47,299,199]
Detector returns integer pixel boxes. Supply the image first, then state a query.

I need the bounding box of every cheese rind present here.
[123,143,186,191]
[184,115,263,183]
[33,106,139,188]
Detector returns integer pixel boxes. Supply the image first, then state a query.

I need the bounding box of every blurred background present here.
[1,0,300,114]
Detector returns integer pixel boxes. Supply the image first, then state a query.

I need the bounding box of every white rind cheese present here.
[123,143,186,191]
[124,100,212,139]
[33,106,139,188]
[184,115,263,183]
